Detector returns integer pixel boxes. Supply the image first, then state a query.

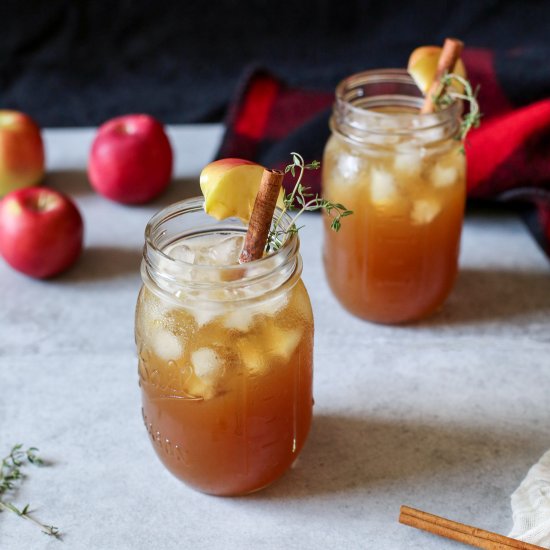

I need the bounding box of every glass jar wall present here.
[136,198,314,495]
[322,69,466,324]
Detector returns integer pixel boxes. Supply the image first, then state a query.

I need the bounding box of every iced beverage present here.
[322,70,466,323]
[135,201,313,495]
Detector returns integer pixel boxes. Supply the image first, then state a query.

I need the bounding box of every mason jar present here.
[322,69,466,324]
[135,198,314,496]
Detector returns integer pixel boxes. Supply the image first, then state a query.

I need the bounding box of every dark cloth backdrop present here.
[1,0,549,126]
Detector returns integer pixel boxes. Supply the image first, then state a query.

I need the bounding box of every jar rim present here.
[332,68,462,143]
[142,196,302,304]
[145,196,298,268]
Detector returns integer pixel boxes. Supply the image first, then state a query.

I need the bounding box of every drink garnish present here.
[266,152,353,252]
[200,153,353,259]
[200,159,284,222]
[239,169,284,262]
[408,38,481,146]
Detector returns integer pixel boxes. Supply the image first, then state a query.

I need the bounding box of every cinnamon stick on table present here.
[421,37,464,114]
[399,506,546,550]
[239,168,283,263]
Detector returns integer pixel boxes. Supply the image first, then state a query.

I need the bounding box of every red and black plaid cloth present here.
[216,48,550,259]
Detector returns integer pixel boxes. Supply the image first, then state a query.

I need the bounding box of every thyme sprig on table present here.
[0,444,61,539]
[267,153,353,251]
[434,72,481,147]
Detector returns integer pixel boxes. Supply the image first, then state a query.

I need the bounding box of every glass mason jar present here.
[322,69,466,324]
[135,198,314,496]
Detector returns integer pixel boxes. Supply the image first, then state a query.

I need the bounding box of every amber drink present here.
[135,198,313,495]
[322,69,466,324]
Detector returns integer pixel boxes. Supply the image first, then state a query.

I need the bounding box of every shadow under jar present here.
[322,69,466,324]
[135,198,314,496]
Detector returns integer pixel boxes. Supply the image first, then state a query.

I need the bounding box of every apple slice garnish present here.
[408,45,467,95]
[200,159,284,222]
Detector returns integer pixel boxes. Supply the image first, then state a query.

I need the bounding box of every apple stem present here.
[239,169,284,263]
[420,37,464,114]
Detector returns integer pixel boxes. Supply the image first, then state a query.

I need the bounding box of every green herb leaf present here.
[0,444,61,539]
[267,153,353,251]
[434,72,482,150]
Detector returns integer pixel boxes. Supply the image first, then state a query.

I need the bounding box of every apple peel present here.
[408,45,467,96]
[0,187,83,278]
[200,159,284,222]
[0,110,45,197]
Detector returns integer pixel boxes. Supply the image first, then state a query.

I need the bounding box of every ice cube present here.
[270,327,303,362]
[411,199,441,225]
[167,242,195,263]
[155,243,196,293]
[222,290,288,332]
[151,329,184,361]
[191,348,221,379]
[337,154,361,182]
[370,168,398,204]
[432,164,458,188]
[223,309,255,332]
[261,292,288,317]
[185,347,223,400]
[187,304,223,327]
[211,235,244,265]
[197,307,219,326]
[236,338,265,375]
[394,151,422,177]
[237,325,302,374]
[192,234,244,266]
[154,257,184,293]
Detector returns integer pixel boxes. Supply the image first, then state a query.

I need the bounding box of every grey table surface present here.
[1,125,550,550]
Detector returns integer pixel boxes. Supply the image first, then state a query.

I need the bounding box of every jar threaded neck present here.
[141,197,302,305]
[331,69,462,146]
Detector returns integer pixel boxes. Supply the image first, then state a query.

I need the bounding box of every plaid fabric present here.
[216,48,550,259]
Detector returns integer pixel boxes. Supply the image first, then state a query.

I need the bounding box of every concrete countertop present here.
[1,125,549,549]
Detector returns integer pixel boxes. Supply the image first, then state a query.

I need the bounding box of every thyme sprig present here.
[434,72,481,147]
[0,444,60,539]
[267,153,353,251]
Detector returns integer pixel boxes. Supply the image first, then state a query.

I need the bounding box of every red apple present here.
[0,110,45,197]
[88,114,173,204]
[0,187,83,278]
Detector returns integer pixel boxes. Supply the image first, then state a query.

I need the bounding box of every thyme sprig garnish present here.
[434,72,481,147]
[267,153,353,251]
[0,444,60,539]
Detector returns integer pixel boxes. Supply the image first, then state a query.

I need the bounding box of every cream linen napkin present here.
[509,449,550,548]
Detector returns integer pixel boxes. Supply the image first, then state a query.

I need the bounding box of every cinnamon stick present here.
[399,506,546,550]
[239,168,283,263]
[421,37,464,114]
